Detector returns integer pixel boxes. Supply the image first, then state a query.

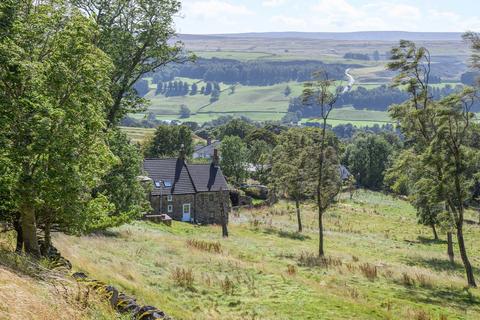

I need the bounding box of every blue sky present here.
[175,0,480,34]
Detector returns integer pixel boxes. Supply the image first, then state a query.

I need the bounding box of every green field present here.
[54,190,480,319]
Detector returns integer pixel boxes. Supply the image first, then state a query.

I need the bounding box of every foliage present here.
[247,139,272,185]
[179,105,191,119]
[0,0,116,255]
[145,125,193,158]
[220,136,248,185]
[215,118,255,140]
[71,0,187,126]
[343,133,393,190]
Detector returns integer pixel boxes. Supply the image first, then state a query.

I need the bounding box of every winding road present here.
[343,68,355,93]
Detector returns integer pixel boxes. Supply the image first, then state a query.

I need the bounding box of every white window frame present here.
[167,205,173,213]
[167,195,173,202]
[183,203,191,215]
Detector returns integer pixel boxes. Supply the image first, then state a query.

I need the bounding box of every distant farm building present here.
[143,150,231,224]
[193,139,221,159]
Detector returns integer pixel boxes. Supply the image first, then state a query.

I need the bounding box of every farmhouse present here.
[193,139,221,159]
[143,150,231,224]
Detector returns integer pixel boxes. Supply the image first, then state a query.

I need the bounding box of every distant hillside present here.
[179,31,464,42]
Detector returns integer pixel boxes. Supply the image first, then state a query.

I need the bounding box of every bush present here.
[170,267,194,289]
[186,239,222,254]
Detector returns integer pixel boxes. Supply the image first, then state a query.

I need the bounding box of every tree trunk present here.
[295,199,302,233]
[220,189,228,238]
[41,222,52,257]
[431,224,439,240]
[13,213,23,254]
[447,232,454,264]
[319,211,324,257]
[456,226,476,287]
[20,203,40,257]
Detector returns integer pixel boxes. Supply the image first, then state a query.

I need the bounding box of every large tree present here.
[301,71,342,257]
[145,125,194,158]
[220,136,248,185]
[343,133,393,190]
[0,1,115,256]
[271,128,315,233]
[388,40,479,287]
[71,0,188,126]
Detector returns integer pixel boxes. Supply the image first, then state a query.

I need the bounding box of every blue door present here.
[182,204,191,222]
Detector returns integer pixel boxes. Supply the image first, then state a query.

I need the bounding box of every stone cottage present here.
[143,150,231,224]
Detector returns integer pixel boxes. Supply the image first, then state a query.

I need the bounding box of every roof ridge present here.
[183,161,198,193]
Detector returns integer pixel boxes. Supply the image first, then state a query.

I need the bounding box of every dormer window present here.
[163,180,172,188]
[154,181,161,188]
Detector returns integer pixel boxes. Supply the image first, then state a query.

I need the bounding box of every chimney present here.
[213,148,219,167]
[179,144,186,161]
[207,137,212,146]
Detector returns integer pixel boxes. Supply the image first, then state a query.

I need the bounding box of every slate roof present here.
[143,158,229,196]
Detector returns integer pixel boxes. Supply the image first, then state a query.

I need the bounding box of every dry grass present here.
[170,267,195,289]
[186,239,222,254]
[298,252,343,268]
[359,263,378,281]
[0,266,114,320]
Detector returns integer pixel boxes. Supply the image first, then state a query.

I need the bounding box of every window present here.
[167,195,173,202]
[183,204,191,214]
[163,180,172,188]
[167,205,173,213]
[154,181,161,188]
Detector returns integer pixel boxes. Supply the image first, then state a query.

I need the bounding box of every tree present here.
[271,128,315,232]
[220,136,248,185]
[190,83,198,95]
[205,82,213,95]
[210,88,220,103]
[71,0,187,126]
[284,85,292,96]
[92,130,150,231]
[388,40,479,287]
[0,1,115,256]
[216,119,255,140]
[248,139,272,186]
[373,50,380,61]
[343,134,393,190]
[145,125,194,158]
[179,105,191,119]
[302,70,343,257]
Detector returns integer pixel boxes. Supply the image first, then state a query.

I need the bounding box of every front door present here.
[182,204,191,222]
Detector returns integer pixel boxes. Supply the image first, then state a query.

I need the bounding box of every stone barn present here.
[143,151,231,224]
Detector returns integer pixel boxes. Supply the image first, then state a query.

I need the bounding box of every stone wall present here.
[195,191,231,225]
[149,191,231,224]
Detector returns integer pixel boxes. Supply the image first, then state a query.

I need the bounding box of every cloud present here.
[262,0,287,7]
[270,15,307,29]
[182,0,254,19]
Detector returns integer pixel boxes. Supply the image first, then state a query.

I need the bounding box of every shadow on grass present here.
[91,229,121,237]
[417,236,447,245]
[394,285,479,311]
[263,228,311,241]
[404,256,480,276]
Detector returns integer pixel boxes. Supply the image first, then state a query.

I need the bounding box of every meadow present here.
[54,191,480,320]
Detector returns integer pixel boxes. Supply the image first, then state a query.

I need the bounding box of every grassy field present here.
[0,236,116,320]
[54,190,480,320]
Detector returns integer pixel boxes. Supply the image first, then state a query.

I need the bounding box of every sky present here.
[175,0,480,34]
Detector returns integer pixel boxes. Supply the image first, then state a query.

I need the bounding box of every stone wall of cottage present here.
[150,194,195,221]
[149,191,231,224]
[194,191,231,225]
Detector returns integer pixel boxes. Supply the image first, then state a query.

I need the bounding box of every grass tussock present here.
[286,264,297,275]
[170,267,195,289]
[359,263,377,281]
[186,239,222,253]
[298,252,343,268]
[220,276,236,295]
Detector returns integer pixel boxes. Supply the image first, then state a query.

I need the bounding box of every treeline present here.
[154,80,221,97]
[288,84,479,117]
[150,58,349,86]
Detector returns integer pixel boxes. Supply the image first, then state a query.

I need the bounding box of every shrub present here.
[220,276,235,295]
[186,239,222,254]
[171,267,194,288]
[359,263,377,281]
[286,264,297,275]
[298,252,342,268]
